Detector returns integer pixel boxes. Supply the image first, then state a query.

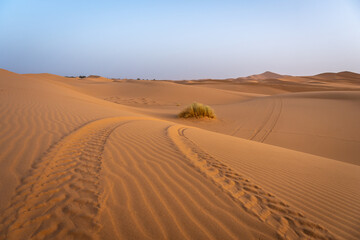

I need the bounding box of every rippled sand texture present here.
[0,69,359,239]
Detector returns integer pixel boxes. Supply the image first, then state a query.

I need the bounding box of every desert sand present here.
[0,69,359,239]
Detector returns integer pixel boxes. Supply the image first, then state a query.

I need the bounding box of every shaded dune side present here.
[0,118,131,240]
[167,125,336,240]
[100,120,275,240]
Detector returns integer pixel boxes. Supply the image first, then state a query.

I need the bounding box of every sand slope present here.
[209,92,360,165]
[179,126,360,240]
[101,119,276,240]
[1,69,359,239]
[0,70,274,239]
[0,69,136,225]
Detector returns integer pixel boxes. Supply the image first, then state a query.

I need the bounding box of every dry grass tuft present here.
[178,102,216,119]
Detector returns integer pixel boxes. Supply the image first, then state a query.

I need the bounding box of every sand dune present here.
[0,69,137,214]
[101,119,276,240]
[0,69,359,239]
[57,78,254,106]
[178,126,360,240]
[208,91,360,165]
[244,71,285,80]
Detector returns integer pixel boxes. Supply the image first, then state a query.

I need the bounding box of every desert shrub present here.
[178,102,215,119]
[79,75,86,79]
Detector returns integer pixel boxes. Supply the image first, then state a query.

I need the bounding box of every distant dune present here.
[0,68,359,239]
[244,71,285,80]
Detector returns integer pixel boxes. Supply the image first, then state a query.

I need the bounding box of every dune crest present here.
[167,125,335,240]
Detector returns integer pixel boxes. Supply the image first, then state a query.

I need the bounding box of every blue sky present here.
[0,0,359,79]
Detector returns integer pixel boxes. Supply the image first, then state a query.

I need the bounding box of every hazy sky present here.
[1,0,360,79]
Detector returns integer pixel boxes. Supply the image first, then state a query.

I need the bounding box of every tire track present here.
[260,97,283,143]
[168,125,336,240]
[0,117,132,240]
[249,98,276,141]
[118,125,237,239]
[231,100,261,137]
[249,97,283,142]
[101,120,272,239]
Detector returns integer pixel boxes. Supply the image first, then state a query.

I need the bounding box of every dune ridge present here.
[167,125,335,240]
[100,119,275,240]
[182,127,360,240]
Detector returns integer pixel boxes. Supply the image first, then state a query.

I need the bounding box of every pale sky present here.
[1,0,360,79]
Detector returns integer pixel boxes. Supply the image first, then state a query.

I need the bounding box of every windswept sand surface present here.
[0,69,359,239]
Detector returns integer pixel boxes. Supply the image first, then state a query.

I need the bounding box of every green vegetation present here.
[178,102,216,119]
